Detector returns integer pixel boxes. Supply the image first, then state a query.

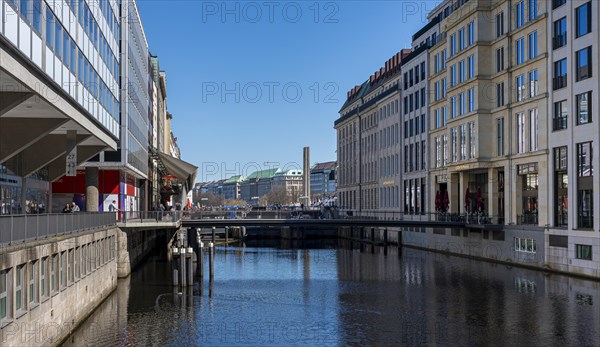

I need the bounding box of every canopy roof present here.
[157,151,197,190]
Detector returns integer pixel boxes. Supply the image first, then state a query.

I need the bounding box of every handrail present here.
[0,212,117,247]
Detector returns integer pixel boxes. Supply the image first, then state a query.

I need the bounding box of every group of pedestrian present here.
[62,202,81,213]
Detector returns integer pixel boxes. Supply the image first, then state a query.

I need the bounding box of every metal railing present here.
[0,212,116,246]
[118,210,183,224]
[337,210,505,225]
[517,213,539,225]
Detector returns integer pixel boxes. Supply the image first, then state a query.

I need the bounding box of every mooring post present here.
[198,241,204,280]
[212,227,216,244]
[225,226,229,244]
[172,246,179,286]
[180,244,186,287]
[186,246,193,285]
[209,242,215,280]
[371,227,375,243]
[383,228,388,247]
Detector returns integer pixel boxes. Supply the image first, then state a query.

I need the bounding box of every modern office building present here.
[240,168,280,204]
[544,0,599,275]
[310,161,337,197]
[271,169,303,203]
[222,175,244,200]
[335,51,409,216]
[1,0,120,213]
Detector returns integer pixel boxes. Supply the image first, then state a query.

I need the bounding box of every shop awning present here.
[157,151,197,190]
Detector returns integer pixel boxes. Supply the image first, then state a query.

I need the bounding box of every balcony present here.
[553,75,567,90]
[553,115,568,131]
[552,34,566,50]
[517,213,538,225]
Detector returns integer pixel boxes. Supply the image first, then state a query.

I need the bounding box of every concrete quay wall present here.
[0,227,119,346]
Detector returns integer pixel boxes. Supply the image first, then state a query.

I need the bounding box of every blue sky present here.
[136,1,439,182]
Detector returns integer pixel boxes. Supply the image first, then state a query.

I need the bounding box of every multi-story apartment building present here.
[545,0,599,275]
[1,0,120,213]
[335,51,409,216]
[400,22,438,218]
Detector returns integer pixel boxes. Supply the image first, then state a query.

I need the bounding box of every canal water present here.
[63,240,600,346]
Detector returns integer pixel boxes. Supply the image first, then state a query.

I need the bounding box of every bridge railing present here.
[0,212,116,246]
[118,210,183,224]
[338,210,505,225]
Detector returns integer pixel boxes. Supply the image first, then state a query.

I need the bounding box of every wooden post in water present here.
[186,246,193,285]
[180,245,186,287]
[371,227,375,243]
[383,228,388,246]
[198,240,204,280]
[209,242,215,280]
[172,246,179,286]
[212,227,216,244]
[225,226,229,244]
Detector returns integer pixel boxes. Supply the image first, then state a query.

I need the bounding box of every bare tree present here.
[265,187,289,205]
[199,192,223,206]
[223,198,247,207]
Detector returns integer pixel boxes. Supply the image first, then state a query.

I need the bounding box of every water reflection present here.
[64,240,600,346]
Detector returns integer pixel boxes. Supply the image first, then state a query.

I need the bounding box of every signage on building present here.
[66,152,77,177]
[436,175,448,183]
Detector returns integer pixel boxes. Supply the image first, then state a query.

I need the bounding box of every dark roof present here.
[311,161,337,172]
[412,16,439,42]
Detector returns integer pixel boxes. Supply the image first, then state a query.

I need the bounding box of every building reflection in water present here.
[64,239,599,346]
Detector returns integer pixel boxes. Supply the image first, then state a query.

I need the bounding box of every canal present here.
[63,239,600,346]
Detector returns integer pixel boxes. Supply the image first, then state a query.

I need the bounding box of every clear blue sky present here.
[137,1,439,182]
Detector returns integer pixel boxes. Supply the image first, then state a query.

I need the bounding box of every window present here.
[420,62,426,80]
[459,92,466,116]
[435,109,441,129]
[528,70,538,98]
[576,244,592,260]
[576,2,591,38]
[55,20,63,60]
[450,65,456,86]
[554,147,568,226]
[528,0,537,21]
[460,124,467,160]
[443,134,448,166]
[0,270,6,321]
[450,33,456,56]
[468,21,475,45]
[516,38,525,65]
[51,254,58,292]
[16,265,24,311]
[469,122,476,159]
[529,109,538,151]
[46,9,54,50]
[496,12,504,38]
[577,91,592,125]
[553,58,567,90]
[576,47,592,81]
[32,0,43,33]
[68,249,74,284]
[459,60,466,83]
[516,75,525,102]
[451,127,458,162]
[552,0,566,9]
[415,66,420,84]
[496,47,504,73]
[441,50,447,70]
[450,96,457,118]
[497,117,505,156]
[421,114,426,134]
[514,237,537,253]
[458,28,465,51]
[468,88,475,113]
[516,113,525,153]
[60,252,66,288]
[528,31,538,59]
[516,1,525,28]
[40,257,47,298]
[577,142,593,177]
[441,78,446,98]
[553,100,568,131]
[29,262,37,306]
[421,87,426,107]
[553,17,567,49]
[496,82,505,107]
[467,55,475,79]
